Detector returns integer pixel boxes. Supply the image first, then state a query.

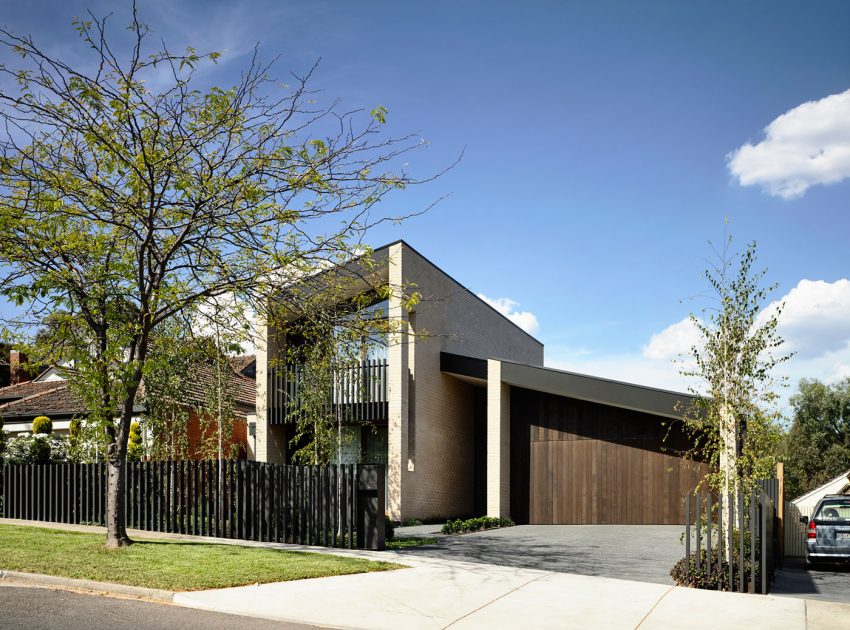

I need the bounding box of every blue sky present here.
[1,1,849,411]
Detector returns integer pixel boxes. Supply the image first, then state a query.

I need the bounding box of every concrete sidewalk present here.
[174,552,850,630]
[5,519,849,629]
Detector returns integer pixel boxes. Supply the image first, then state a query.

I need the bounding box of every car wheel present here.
[806,555,819,567]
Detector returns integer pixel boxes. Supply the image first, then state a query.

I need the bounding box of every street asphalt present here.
[0,585,319,630]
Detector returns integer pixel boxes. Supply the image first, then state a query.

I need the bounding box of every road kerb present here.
[0,569,176,604]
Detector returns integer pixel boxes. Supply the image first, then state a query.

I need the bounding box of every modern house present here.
[254,240,708,525]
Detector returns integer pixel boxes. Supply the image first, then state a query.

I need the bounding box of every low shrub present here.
[32,416,52,435]
[402,518,423,527]
[385,515,395,541]
[670,549,761,591]
[441,516,515,535]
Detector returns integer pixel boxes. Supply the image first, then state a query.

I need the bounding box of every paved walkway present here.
[175,552,850,629]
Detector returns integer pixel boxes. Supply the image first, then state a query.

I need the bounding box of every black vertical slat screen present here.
[682,486,777,594]
[0,461,383,550]
[269,360,389,426]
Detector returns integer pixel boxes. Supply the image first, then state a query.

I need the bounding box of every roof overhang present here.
[441,352,695,420]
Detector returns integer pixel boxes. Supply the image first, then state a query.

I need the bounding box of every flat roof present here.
[441,352,695,420]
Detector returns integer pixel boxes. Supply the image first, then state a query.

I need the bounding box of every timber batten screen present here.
[267,359,389,426]
[510,387,708,525]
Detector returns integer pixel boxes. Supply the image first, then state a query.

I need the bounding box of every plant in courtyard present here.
[441,516,514,534]
[31,416,52,435]
[0,4,429,547]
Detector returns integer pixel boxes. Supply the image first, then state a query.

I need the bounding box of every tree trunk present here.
[105,454,131,548]
[105,392,137,548]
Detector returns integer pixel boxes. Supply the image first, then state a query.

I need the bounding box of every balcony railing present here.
[268,359,389,425]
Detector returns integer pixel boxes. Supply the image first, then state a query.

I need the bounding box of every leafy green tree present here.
[783,378,850,499]
[0,6,423,547]
[678,236,789,530]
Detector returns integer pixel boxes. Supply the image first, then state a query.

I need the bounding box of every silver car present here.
[802,495,850,564]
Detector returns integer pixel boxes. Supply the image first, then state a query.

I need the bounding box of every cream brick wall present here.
[487,359,510,517]
[255,241,541,520]
[254,320,286,463]
[390,243,542,520]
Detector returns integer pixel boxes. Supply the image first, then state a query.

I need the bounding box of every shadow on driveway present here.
[394,525,685,585]
[772,557,850,604]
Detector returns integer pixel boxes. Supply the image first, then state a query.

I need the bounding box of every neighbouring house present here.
[0,350,257,459]
[255,240,709,524]
[792,469,850,516]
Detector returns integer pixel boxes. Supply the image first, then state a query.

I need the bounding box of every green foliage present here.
[782,378,850,499]
[441,516,515,534]
[127,421,144,462]
[3,433,69,464]
[0,416,5,459]
[678,236,789,493]
[68,418,83,462]
[402,518,423,527]
[385,537,437,549]
[0,6,426,543]
[32,416,52,435]
[385,515,395,541]
[27,436,51,464]
[670,548,761,591]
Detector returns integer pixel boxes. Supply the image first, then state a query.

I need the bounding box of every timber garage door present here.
[510,387,708,525]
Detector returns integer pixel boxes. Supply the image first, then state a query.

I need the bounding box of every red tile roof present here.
[0,380,65,403]
[0,357,256,419]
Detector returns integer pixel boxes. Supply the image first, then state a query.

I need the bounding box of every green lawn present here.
[0,524,403,591]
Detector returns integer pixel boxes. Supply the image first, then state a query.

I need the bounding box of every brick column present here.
[386,243,409,521]
[487,359,510,518]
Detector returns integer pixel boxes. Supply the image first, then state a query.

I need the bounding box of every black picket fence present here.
[1,461,386,549]
[683,488,777,594]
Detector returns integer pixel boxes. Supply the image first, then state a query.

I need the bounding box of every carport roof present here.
[440,352,695,420]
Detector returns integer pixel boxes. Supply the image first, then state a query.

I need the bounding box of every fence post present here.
[728,491,734,591]
[356,464,385,550]
[738,491,744,593]
[685,492,691,580]
[716,494,722,590]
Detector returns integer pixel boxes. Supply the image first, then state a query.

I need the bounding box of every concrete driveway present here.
[394,524,686,585]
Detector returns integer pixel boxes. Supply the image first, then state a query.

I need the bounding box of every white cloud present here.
[547,278,850,412]
[477,294,540,335]
[727,89,850,199]
[642,317,701,360]
[758,278,850,361]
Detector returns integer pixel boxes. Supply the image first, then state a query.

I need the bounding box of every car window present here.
[815,499,850,520]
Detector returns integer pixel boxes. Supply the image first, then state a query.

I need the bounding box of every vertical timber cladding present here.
[510,386,708,525]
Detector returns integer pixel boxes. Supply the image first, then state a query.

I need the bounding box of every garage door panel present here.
[513,387,709,525]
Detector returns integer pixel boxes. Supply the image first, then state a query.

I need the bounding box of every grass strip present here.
[0,524,402,591]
